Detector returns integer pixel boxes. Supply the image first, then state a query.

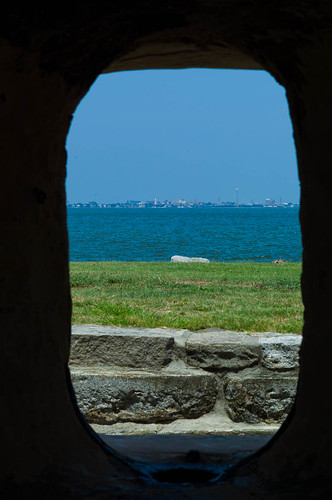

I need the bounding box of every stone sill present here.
[69,325,301,434]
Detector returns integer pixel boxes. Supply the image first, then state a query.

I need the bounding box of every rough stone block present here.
[258,334,301,371]
[224,374,297,423]
[71,367,218,424]
[171,255,210,263]
[186,330,260,371]
[70,325,187,370]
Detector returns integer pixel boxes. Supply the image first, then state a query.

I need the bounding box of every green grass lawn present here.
[70,261,303,333]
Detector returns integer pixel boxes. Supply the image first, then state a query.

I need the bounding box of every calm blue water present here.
[67,207,302,262]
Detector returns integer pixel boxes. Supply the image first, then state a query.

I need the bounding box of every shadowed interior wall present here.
[1,2,332,497]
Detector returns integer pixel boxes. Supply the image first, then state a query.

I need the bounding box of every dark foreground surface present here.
[101,433,273,464]
[100,434,273,485]
[2,434,276,499]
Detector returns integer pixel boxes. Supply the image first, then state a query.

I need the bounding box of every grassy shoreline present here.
[70,261,303,334]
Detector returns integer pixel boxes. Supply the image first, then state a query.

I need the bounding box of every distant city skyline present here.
[66,69,300,205]
[67,196,299,208]
[67,192,299,206]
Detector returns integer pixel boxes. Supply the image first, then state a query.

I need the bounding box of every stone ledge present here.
[69,325,301,432]
[70,325,301,373]
[70,367,218,424]
[186,330,260,371]
[259,334,301,370]
[186,329,301,372]
[224,373,298,423]
[70,324,189,370]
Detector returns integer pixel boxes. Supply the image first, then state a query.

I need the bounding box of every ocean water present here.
[67,207,302,262]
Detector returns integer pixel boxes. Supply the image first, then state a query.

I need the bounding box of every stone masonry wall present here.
[69,325,301,435]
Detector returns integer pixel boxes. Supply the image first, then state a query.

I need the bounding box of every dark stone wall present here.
[1,2,332,497]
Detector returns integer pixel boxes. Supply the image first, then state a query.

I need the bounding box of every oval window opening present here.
[66,69,302,483]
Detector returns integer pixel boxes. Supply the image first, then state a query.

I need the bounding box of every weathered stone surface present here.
[71,367,218,424]
[259,334,301,371]
[69,327,300,432]
[224,374,297,424]
[70,325,188,370]
[171,255,210,263]
[186,330,260,371]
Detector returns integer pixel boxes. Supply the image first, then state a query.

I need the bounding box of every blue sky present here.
[66,68,299,204]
